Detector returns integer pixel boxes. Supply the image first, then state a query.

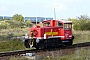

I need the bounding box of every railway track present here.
[0,42,90,57]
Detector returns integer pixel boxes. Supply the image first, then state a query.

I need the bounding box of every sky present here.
[0,0,90,19]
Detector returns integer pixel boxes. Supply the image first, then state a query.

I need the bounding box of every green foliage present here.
[25,19,33,27]
[0,21,9,29]
[77,15,90,20]
[0,14,33,29]
[68,15,90,31]
[6,20,24,28]
[0,19,33,29]
[12,14,24,22]
[0,28,29,41]
[0,40,25,52]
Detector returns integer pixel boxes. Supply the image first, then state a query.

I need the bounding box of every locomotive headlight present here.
[36,38,40,43]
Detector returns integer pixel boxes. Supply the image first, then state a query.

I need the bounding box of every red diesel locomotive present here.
[24,19,74,49]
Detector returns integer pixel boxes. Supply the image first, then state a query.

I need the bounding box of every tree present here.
[77,15,90,20]
[25,18,33,27]
[12,14,24,22]
[71,15,90,31]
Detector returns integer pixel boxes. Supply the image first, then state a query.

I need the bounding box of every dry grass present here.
[73,30,90,44]
[43,48,90,60]
[0,28,29,41]
[0,28,29,36]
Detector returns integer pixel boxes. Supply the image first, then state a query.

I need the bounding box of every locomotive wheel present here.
[68,40,73,45]
[63,40,73,46]
[35,45,45,49]
[39,45,45,49]
[38,44,45,49]
[35,40,46,49]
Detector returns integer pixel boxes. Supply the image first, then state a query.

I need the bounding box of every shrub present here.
[0,21,9,29]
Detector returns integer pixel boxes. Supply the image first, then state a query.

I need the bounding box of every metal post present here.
[45,6,46,20]
[36,7,37,25]
[54,7,56,20]
[54,5,59,20]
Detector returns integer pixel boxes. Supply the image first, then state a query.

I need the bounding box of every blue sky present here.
[0,0,90,19]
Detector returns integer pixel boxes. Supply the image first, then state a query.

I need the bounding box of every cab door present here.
[64,23,72,40]
[57,22,64,39]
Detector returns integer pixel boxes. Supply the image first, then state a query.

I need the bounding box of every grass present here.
[0,28,90,60]
[42,48,90,60]
[0,28,29,36]
[0,28,29,41]
[0,29,90,52]
[10,56,28,60]
[73,30,90,44]
[0,27,36,52]
[0,40,26,52]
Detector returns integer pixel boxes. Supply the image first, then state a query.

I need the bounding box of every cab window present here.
[43,22,50,26]
[57,22,63,28]
[64,24,72,30]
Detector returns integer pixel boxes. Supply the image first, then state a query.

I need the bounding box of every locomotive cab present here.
[57,20,74,45]
[23,19,74,49]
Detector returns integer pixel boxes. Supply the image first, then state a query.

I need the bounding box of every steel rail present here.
[0,42,90,57]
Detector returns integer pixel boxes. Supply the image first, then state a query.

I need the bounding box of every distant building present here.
[0,16,53,24]
[24,17,53,24]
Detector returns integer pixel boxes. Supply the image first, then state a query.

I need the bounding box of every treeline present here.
[0,14,33,29]
[0,20,32,29]
[68,15,90,31]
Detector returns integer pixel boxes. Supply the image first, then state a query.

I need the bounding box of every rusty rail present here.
[0,42,90,57]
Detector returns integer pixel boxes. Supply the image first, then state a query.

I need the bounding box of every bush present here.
[73,20,90,31]
[12,14,24,22]
[69,15,90,31]
[6,20,24,28]
[0,21,9,29]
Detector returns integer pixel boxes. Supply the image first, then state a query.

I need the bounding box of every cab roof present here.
[57,19,72,23]
[43,19,72,23]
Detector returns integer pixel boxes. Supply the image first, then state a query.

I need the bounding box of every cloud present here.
[0,6,8,11]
